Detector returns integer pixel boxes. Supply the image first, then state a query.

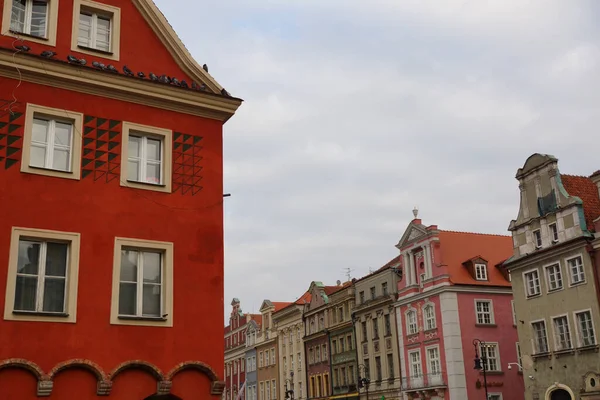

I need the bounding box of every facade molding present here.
[0,50,242,122]
[395,284,513,307]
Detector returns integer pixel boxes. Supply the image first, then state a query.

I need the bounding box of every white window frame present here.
[71,0,121,60]
[574,308,596,348]
[4,227,81,324]
[2,0,59,46]
[405,309,418,335]
[21,104,83,180]
[77,8,112,51]
[511,300,517,325]
[423,303,436,330]
[531,319,549,354]
[565,254,586,286]
[544,262,563,292]
[533,229,542,248]
[110,237,173,327]
[488,394,503,400]
[549,222,559,243]
[475,300,495,325]
[475,263,488,281]
[425,345,441,376]
[120,121,173,193]
[408,349,422,378]
[552,314,573,351]
[480,342,501,372]
[523,268,541,298]
[515,342,522,371]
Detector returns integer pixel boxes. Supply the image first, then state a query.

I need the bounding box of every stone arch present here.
[544,383,576,400]
[48,359,111,396]
[166,361,223,395]
[109,360,165,382]
[0,358,46,380]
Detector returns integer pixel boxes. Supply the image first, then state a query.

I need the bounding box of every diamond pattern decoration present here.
[82,116,121,183]
[0,100,24,170]
[172,132,203,195]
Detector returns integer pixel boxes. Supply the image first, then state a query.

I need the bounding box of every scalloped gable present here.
[133,0,224,94]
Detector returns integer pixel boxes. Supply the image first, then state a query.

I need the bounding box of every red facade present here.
[0,0,241,399]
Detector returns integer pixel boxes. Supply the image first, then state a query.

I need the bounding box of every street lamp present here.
[472,339,488,400]
[357,364,370,400]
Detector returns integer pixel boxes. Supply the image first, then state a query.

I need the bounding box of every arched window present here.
[423,304,436,330]
[406,310,417,335]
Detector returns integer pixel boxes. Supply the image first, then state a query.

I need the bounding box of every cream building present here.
[273,293,311,400]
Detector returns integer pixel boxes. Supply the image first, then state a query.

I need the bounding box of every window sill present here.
[526,293,541,299]
[13,311,69,318]
[9,30,48,41]
[475,324,497,328]
[532,351,551,360]
[547,288,563,294]
[577,344,600,353]
[553,348,575,357]
[569,281,587,288]
[77,45,114,56]
[118,315,167,322]
[423,327,438,333]
[126,179,166,188]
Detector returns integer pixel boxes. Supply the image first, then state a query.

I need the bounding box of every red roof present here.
[377,254,402,272]
[272,302,292,312]
[438,230,513,287]
[561,174,600,231]
[295,291,311,304]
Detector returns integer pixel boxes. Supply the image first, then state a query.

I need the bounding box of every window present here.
[370,286,376,299]
[322,344,328,360]
[340,338,345,353]
[375,356,382,381]
[387,353,394,378]
[290,354,294,370]
[298,352,301,365]
[511,300,517,325]
[382,282,388,296]
[475,300,494,325]
[283,357,287,371]
[4,227,81,323]
[316,346,321,362]
[372,317,379,339]
[21,104,83,180]
[553,315,572,351]
[384,314,392,336]
[424,304,436,330]
[340,367,346,385]
[516,342,522,371]
[406,310,418,335]
[532,320,548,353]
[361,321,368,341]
[549,223,558,242]
[426,346,441,376]
[524,269,541,297]
[576,310,596,347]
[545,263,563,292]
[265,381,270,400]
[331,340,336,355]
[271,380,276,399]
[338,307,344,322]
[567,256,585,285]
[359,291,365,303]
[480,343,500,371]
[347,335,353,350]
[408,350,421,378]
[71,0,121,60]
[2,0,58,44]
[533,229,542,248]
[110,237,173,327]
[475,263,488,280]
[349,365,355,383]
[120,122,173,193]
[489,394,503,400]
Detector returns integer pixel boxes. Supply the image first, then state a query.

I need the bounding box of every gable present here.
[0,0,224,94]
[396,223,428,249]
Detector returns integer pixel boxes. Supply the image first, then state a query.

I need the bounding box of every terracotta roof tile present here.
[377,254,402,272]
[438,230,513,287]
[272,302,292,312]
[323,286,340,295]
[561,174,600,232]
[296,291,311,304]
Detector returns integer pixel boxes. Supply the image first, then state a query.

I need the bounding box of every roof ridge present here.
[561,173,592,179]
[439,230,510,237]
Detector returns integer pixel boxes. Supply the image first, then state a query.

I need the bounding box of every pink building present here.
[394,214,525,400]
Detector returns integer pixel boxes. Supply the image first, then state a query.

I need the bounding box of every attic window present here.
[70,0,121,61]
[475,264,488,281]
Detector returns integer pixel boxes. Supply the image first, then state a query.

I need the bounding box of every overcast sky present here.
[154,0,600,323]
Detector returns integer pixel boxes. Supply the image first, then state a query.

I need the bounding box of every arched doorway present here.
[550,389,573,400]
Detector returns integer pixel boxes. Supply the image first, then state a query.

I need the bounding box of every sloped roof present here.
[561,174,600,232]
[272,302,292,312]
[377,254,402,272]
[438,230,513,287]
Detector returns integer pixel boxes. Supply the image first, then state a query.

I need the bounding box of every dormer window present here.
[475,264,488,281]
[533,229,542,248]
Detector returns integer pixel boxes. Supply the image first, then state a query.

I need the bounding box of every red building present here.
[0,0,241,399]
[224,299,261,400]
[394,213,525,400]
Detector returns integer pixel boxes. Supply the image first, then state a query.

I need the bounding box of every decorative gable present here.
[396,222,428,250]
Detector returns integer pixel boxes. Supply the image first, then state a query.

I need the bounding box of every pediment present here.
[396,223,428,249]
[259,300,273,312]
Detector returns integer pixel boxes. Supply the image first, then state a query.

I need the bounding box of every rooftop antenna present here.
[343,267,354,281]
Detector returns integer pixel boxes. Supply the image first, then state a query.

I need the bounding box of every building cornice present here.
[353,295,394,314]
[395,284,513,306]
[504,236,589,271]
[0,49,242,122]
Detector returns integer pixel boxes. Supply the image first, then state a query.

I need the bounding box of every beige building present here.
[353,257,402,400]
[257,300,291,400]
[504,154,600,400]
[273,292,311,400]
[327,280,358,400]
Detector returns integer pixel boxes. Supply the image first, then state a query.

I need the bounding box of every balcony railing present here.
[402,373,445,390]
